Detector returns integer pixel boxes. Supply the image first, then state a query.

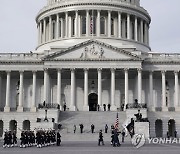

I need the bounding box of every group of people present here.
[3,131,17,148]
[3,129,61,148]
[73,124,109,134]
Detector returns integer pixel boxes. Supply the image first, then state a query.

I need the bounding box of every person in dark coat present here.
[174,130,177,138]
[56,132,61,146]
[121,130,125,143]
[113,129,120,147]
[98,130,104,146]
[3,131,8,148]
[12,132,17,147]
[103,104,106,111]
[97,104,100,111]
[108,104,111,111]
[105,124,108,133]
[80,124,84,133]
[91,124,95,133]
[73,125,76,133]
[63,103,67,111]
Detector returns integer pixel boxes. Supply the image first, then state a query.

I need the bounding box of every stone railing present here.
[38,0,148,18]
[38,103,60,109]
[126,103,147,109]
[0,53,42,60]
[48,0,140,6]
[148,53,180,60]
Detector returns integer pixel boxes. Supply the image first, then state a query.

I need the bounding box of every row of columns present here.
[3,69,179,112]
[38,10,149,45]
[149,71,180,111]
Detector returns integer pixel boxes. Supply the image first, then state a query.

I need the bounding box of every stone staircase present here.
[58,111,132,141]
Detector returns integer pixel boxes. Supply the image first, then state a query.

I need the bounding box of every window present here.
[111,18,114,36]
[72,18,75,36]
[82,16,86,35]
[100,17,105,35]
[52,21,56,39]
[90,16,96,35]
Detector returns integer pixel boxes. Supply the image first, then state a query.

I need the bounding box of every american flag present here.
[90,16,93,34]
[114,112,119,129]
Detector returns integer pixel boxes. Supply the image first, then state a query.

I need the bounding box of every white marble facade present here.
[0,0,180,138]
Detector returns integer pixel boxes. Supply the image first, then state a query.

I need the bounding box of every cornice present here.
[43,58,142,62]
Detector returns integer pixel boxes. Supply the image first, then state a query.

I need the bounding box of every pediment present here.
[43,40,141,61]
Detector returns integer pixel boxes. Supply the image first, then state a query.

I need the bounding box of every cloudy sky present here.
[0,0,179,53]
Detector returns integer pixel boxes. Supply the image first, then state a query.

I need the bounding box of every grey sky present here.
[0,0,179,53]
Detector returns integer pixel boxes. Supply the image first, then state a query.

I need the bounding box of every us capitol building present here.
[0,0,179,139]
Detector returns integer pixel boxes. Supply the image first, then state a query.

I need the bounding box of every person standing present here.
[91,124,95,133]
[73,125,76,134]
[97,104,100,111]
[80,124,84,133]
[98,130,104,146]
[103,104,106,111]
[121,130,125,143]
[56,131,61,146]
[108,104,111,111]
[63,103,66,111]
[105,124,108,133]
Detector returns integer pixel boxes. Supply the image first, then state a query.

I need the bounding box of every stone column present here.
[57,69,62,110]
[144,22,148,44]
[4,71,11,112]
[108,11,111,37]
[17,71,24,112]
[86,10,89,37]
[140,20,144,43]
[65,12,68,37]
[44,69,49,104]
[174,71,179,110]
[68,16,72,37]
[111,68,116,111]
[161,71,168,111]
[134,16,138,41]
[118,12,121,38]
[98,68,102,108]
[83,68,89,111]
[56,14,60,39]
[43,19,46,42]
[31,71,37,112]
[49,16,52,41]
[149,71,154,111]
[138,69,142,104]
[39,21,42,44]
[97,10,100,37]
[75,11,78,37]
[124,69,129,110]
[127,14,130,39]
[70,69,76,111]
[60,18,64,38]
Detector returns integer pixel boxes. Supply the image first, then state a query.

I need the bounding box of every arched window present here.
[111,18,114,36]
[100,17,105,35]
[81,16,86,35]
[9,120,17,132]
[23,120,30,131]
[155,119,163,137]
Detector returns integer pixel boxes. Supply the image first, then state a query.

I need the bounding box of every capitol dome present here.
[36,0,151,52]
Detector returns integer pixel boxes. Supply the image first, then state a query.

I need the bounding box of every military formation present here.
[3,129,61,148]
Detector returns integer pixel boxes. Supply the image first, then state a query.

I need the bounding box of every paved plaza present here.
[1,140,180,154]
